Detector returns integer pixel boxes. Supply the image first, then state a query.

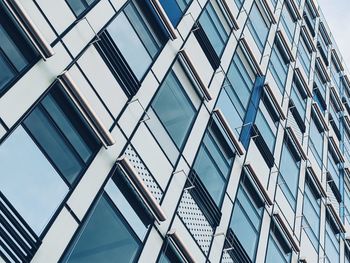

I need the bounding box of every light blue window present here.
[193,125,234,205]
[247,2,270,52]
[0,127,68,235]
[152,71,196,149]
[325,218,340,263]
[303,1,316,33]
[216,50,256,136]
[303,177,320,250]
[328,152,340,190]
[199,2,230,56]
[278,140,300,209]
[62,194,141,263]
[314,68,327,100]
[331,60,341,90]
[107,2,162,80]
[254,106,277,153]
[309,116,323,168]
[230,178,263,261]
[66,0,98,16]
[290,81,306,120]
[269,44,288,92]
[265,226,292,263]
[159,0,191,26]
[297,36,312,75]
[280,4,296,43]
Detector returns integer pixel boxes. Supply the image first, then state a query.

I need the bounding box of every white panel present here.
[183,34,214,87]
[68,65,114,129]
[182,106,210,166]
[35,0,75,34]
[31,207,78,263]
[85,0,115,32]
[171,215,207,263]
[300,231,318,263]
[138,227,163,263]
[18,0,56,43]
[67,126,126,220]
[176,1,201,40]
[78,46,128,118]
[131,123,173,190]
[0,43,71,128]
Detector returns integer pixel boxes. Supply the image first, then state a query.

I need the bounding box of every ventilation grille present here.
[177,191,214,254]
[124,144,163,202]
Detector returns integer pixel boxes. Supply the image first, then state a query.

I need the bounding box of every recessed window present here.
[66,0,99,17]
[280,3,296,43]
[0,2,38,96]
[96,0,167,97]
[0,82,99,236]
[229,174,264,261]
[265,223,292,263]
[297,35,312,75]
[325,217,340,263]
[247,2,270,52]
[157,242,183,263]
[309,116,324,168]
[151,71,196,149]
[269,43,289,93]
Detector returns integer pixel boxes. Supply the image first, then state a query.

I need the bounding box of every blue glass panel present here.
[248,4,269,52]
[63,195,141,263]
[152,72,195,148]
[0,127,68,235]
[159,0,182,26]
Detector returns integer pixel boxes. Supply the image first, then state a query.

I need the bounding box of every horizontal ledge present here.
[59,71,115,147]
[117,156,167,222]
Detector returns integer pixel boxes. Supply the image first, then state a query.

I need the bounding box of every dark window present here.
[158,242,184,263]
[24,83,100,185]
[95,0,167,97]
[159,0,191,26]
[66,0,99,17]
[0,2,38,95]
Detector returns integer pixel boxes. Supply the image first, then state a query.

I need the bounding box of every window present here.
[62,167,154,263]
[193,122,234,206]
[265,224,292,263]
[235,0,244,9]
[229,175,264,261]
[159,0,191,26]
[309,115,323,167]
[297,35,312,75]
[303,1,316,35]
[151,71,196,149]
[290,79,307,123]
[198,1,230,57]
[66,0,99,17]
[325,217,340,263]
[247,2,270,52]
[158,242,183,263]
[269,43,289,92]
[302,176,320,250]
[0,82,99,235]
[216,48,256,136]
[330,59,341,90]
[96,0,167,97]
[327,151,340,190]
[280,3,296,43]
[0,2,38,96]
[278,139,300,209]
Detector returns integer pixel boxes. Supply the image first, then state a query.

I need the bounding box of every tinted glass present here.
[152,72,196,148]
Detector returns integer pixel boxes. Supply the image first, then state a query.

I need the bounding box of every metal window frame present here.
[167,230,196,263]
[149,0,177,40]
[3,0,54,59]
[59,71,115,147]
[116,156,167,222]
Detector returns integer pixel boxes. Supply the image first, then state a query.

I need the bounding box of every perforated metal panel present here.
[221,251,234,263]
[124,145,163,202]
[177,190,214,254]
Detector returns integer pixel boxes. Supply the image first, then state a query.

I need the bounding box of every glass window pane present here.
[0,126,68,235]
[63,195,141,263]
[152,72,195,148]
[0,51,15,91]
[107,13,152,80]
[24,107,83,184]
[66,0,86,16]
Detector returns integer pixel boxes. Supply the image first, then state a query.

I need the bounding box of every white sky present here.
[317,0,350,67]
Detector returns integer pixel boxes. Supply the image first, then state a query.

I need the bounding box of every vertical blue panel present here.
[240,76,265,149]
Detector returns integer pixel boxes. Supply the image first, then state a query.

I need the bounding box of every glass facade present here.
[3,0,350,262]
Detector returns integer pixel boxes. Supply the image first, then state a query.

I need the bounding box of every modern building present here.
[1,0,350,262]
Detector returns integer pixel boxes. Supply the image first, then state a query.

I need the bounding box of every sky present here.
[317,0,350,68]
